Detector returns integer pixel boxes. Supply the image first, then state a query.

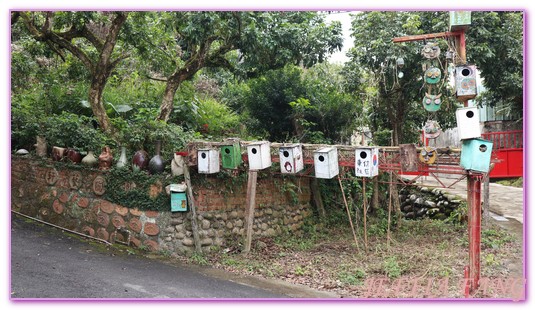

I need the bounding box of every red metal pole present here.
[467,173,482,294]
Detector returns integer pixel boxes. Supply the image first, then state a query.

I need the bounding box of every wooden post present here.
[243,170,258,253]
[362,178,368,251]
[483,173,490,227]
[183,163,202,253]
[310,178,326,219]
[467,174,482,294]
[372,175,379,211]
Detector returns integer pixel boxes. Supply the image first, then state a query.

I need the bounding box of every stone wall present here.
[11,157,312,254]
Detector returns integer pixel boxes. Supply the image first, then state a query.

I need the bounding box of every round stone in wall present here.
[92,175,106,196]
[68,171,83,189]
[45,168,59,185]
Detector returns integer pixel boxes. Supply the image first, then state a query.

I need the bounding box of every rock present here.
[235,219,243,227]
[256,240,267,249]
[451,200,462,204]
[402,205,412,212]
[203,213,214,220]
[410,194,417,201]
[420,187,429,192]
[427,208,440,215]
[201,219,210,230]
[226,222,234,229]
[416,208,427,217]
[415,198,424,205]
[266,228,276,236]
[424,200,436,208]
[201,238,213,246]
[182,238,194,246]
[443,201,449,206]
[405,212,415,219]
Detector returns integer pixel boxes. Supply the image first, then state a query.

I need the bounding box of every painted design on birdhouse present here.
[423,120,442,139]
[419,146,437,164]
[421,42,441,59]
[424,67,442,84]
[422,93,442,112]
[355,147,379,177]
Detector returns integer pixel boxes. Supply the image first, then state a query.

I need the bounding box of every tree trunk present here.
[157,78,181,123]
[88,74,111,133]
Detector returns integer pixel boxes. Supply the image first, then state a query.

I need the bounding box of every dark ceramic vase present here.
[132,149,149,171]
[65,148,83,164]
[148,140,164,175]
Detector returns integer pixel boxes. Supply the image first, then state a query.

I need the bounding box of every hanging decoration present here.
[419,146,438,164]
[423,120,442,139]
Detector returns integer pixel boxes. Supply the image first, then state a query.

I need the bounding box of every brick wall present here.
[11,157,312,254]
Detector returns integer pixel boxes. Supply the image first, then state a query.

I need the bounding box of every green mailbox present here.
[460,138,493,173]
[170,184,187,212]
[220,143,242,169]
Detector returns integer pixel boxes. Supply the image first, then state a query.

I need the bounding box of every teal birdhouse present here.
[460,138,493,173]
[221,142,242,169]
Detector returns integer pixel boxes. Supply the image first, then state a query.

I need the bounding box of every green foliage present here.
[481,228,515,249]
[338,268,367,285]
[446,201,468,224]
[189,252,209,266]
[196,97,241,138]
[104,167,182,212]
[42,112,110,152]
[496,177,523,188]
[383,256,402,278]
[468,12,523,117]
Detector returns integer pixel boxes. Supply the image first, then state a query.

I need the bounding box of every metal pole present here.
[467,173,482,294]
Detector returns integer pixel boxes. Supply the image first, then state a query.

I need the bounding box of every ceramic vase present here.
[132,149,149,171]
[65,148,83,164]
[98,146,113,170]
[82,151,98,167]
[116,146,128,168]
[148,140,164,175]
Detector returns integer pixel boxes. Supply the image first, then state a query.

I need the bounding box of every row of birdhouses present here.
[455,106,493,173]
[197,142,380,179]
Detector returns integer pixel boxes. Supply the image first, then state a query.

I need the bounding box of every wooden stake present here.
[243,170,258,253]
[183,163,202,253]
[483,173,490,227]
[338,175,359,251]
[363,178,368,251]
[387,171,393,249]
[310,178,326,219]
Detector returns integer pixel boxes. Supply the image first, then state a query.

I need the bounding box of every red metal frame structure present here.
[188,141,485,296]
[482,130,523,178]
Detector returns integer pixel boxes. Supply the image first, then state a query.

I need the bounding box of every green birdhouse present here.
[220,142,242,169]
[449,11,471,31]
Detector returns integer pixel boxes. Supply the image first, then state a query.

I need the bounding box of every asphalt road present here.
[10,214,286,299]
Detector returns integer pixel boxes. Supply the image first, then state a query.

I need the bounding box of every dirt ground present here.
[195,218,524,299]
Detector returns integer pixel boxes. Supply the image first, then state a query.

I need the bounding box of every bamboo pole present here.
[338,175,359,250]
[387,171,393,249]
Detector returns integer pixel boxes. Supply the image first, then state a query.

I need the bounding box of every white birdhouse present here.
[279,144,304,174]
[314,147,339,179]
[247,141,271,170]
[456,106,481,140]
[355,147,379,178]
[197,149,220,174]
